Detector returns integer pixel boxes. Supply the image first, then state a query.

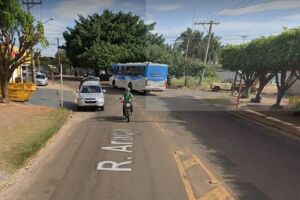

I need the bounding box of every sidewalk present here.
[228,93,300,138]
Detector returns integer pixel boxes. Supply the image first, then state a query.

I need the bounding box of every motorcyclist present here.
[122,88,134,115]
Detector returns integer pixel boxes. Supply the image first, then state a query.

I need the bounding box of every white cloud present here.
[214,20,295,45]
[153,25,188,43]
[52,0,115,20]
[216,0,300,16]
[151,4,182,12]
[283,14,300,20]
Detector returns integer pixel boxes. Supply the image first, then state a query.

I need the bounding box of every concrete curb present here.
[229,109,300,138]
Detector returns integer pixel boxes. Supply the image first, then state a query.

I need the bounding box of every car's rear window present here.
[36,75,45,79]
[81,85,101,93]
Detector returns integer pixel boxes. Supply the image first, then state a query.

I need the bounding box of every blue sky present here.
[25,0,300,57]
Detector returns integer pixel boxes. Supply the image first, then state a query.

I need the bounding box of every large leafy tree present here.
[55,49,71,74]
[270,28,300,108]
[145,44,185,77]
[246,37,275,102]
[63,10,164,71]
[0,0,46,102]
[221,27,300,107]
[221,44,257,98]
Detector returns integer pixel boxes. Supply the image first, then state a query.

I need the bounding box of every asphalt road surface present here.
[2,81,300,200]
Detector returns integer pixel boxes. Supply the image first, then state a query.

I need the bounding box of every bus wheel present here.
[143,90,150,95]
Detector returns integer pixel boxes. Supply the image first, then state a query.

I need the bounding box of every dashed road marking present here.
[199,187,235,200]
[185,148,219,185]
[174,148,236,200]
[174,151,196,200]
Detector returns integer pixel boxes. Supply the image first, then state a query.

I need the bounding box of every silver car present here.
[36,74,48,86]
[77,81,106,111]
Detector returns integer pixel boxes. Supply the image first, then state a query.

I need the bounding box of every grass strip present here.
[0,109,70,173]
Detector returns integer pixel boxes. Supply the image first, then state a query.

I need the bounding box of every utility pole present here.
[57,38,63,108]
[184,38,190,86]
[22,0,42,84]
[194,20,219,86]
[37,49,41,72]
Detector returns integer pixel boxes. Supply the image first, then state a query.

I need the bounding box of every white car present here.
[77,81,106,111]
[36,74,48,86]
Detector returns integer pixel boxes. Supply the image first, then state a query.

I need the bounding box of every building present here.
[9,46,32,83]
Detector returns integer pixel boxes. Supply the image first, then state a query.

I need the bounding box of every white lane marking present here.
[96,161,132,172]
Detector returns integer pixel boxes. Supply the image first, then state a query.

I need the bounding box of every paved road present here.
[28,86,76,110]
[2,81,300,200]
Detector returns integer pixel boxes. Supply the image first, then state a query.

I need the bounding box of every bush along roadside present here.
[0,109,71,174]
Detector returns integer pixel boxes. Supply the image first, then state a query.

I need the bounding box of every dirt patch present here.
[0,103,52,132]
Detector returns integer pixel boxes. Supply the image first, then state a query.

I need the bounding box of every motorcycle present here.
[121,99,132,122]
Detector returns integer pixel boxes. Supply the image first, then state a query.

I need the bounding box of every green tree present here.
[0,0,47,102]
[270,28,300,108]
[55,49,72,74]
[221,44,257,98]
[221,28,300,107]
[246,37,275,103]
[63,10,164,72]
[145,44,185,77]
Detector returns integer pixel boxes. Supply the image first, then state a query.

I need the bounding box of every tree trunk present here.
[241,85,250,98]
[253,83,265,103]
[273,88,284,108]
[231,70,238,95]
[0,79,9,103]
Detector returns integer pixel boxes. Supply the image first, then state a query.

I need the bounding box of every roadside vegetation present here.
[0,0,47,103]
[221,28,300,108]
[63,10,221,88]
[0,109,70,173]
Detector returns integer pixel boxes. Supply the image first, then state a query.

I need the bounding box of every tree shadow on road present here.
[151,96,300,199]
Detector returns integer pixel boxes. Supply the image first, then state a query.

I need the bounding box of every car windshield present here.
[80,85,101,93]
[36,75,45,79]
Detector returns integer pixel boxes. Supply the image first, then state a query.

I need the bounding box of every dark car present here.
[99,73,111,81]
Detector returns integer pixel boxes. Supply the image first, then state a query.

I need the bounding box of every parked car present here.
[211,78,258,93]
[211,78,239,92]
[77,80,106,111]
[35,74,48,86]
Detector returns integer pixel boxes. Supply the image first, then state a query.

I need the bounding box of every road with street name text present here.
[1,81,300,200]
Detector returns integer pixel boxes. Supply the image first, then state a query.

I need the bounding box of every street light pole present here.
[57,38,63,108]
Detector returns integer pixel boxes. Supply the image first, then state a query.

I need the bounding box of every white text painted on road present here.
[101,145,132,153]
[96,160,132,171]
[97,129,135,172]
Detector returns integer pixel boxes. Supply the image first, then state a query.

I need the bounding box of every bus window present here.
[139,66,145,76]
[112,67,118,75]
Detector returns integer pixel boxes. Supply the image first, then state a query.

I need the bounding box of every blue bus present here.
[109,63,168,92]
